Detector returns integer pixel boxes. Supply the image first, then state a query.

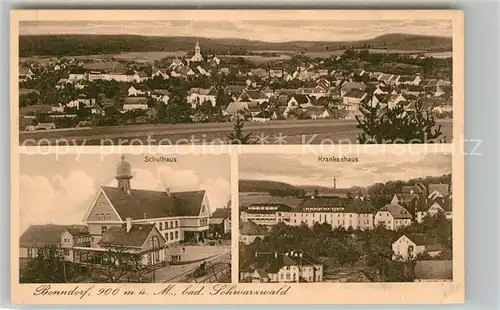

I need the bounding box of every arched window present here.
[169,221,173,229]
[96,214,101,220]
[159,222,163,230]
[101,213,105,220]
[106,213,111,220]
[175,221,179,228]
[170,232,173,240]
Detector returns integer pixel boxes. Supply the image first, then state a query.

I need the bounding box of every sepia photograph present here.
[238,152,453,283]
[18,153,231,283]
[17,16,457,146]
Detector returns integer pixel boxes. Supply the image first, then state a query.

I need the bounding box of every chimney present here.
[165,188,171,198]
[126,217,132,233]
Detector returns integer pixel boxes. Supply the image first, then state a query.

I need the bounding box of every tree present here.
[356,100,444,144]
[227,111,254,144]
[165,89,192,124]
[93,245,148,283]
[20,246,86,283]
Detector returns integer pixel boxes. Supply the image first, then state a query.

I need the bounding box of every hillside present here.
[19,33,452,57]
[239,179,298,193]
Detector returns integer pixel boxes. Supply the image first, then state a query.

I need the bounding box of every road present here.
[154,251,231,283]
[19,119,453,146]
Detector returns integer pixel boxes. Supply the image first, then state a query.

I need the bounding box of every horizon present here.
[239,153,452,189]
[19,20,453,43]
[240,173,451,192]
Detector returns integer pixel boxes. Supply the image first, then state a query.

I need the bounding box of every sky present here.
[239,152,452,190]
[19,20,453,42]
[19,153,230,234]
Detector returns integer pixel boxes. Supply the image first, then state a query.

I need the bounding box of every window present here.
[27,248,32,258]
[96,214,101,220]
[170,232,174,240]
[149,238,153,247]
[286,273,290,280]
[101,226,108,234]
[169,222,173,229]
[280,274,284,280]
[175,231,179,239]
[159,222,163,230]
[164,222,167,229]
[165,233,168,241]
[106,213,111,220]
[63,249,69,256]
[147,253,152,265]
[101,213,105,220]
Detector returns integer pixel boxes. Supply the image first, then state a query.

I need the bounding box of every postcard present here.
[10,9,464,305]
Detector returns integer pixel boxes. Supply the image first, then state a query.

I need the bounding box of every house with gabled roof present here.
[374,203,413,230]
[209,207,231,236]
[75,155,212,265]
[417,198,452,223]
[240,250,324,283]
[392,233,443,261]
[187,87,217,107]
[152,69,169,79]
[238,89,269,104]
[343,89,367,106]
[19,66,35,82]
[239,220,268,245]
[287,94,315,109]
[19,224,91,263]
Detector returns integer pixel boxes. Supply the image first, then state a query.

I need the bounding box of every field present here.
[20,51,188,64]
[19,119,453,146]
[20,49,453,66]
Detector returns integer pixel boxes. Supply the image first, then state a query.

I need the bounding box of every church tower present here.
[195,41,201,55]
[190,41,203,62]
[116,154,133,194]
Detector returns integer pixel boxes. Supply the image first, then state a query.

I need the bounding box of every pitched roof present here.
[20,224,88,247]
[241,89,268,101]
[101,186,205,220]
[344,89,367,99]
[211,208,231,219]
[394,193,420,204]
[342,82,366,92]
[124,97,148,105]
[374,94,391,103]
[290,94,310,104]
[98,224,157,247]
[188,87,216,96]
[226,101,249,114]
[240,220,268,236]
[296,196,345,211]
[306,105,326,114]
[402,184,426,194]
[428,184,450,197]
[426,198,452,212]
[249,251,323,274]
[403,233,437,246]
[414,260,452,280]
[343,199,376,214]
[398,75,417,82]
[378,204,413,219]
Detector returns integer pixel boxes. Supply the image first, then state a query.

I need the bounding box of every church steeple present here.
[195,41,200,54]
[116,154,132,194]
